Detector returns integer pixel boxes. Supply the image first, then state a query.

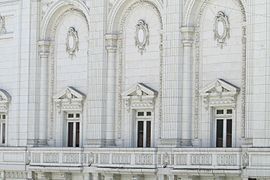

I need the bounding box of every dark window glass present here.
[68,122,73,147]
[68,114,74,118]
[138,112,144,116]
[146,112,151,116]
[146,121,151,147]
[226,119,232,147]
[137,121,144,147]
[76,113,80,118]
[75,122,80,147]
[226,109,233,114]
[2,115,6,119]
[216,119,223,147]
[216,110,224,114]
[2,123,5,144]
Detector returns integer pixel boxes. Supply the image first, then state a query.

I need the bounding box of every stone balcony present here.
[0,147,269,176]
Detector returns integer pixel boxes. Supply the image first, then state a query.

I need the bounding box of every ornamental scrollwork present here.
[66,27,79,57]
[0,15,6,34]
[214,11,230,48]
[135,19,149,54]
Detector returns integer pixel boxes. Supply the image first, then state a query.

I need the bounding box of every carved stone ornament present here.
[0,15,6,34]
[54,87,85,113]
[66,27,79,57]
[122,83,157,111]
[135,19,149,54]
[214,11,230,48]
[200,79,239,110]
[0,89,11,113]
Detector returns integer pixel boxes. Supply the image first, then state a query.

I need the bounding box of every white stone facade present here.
[0,0,269,179]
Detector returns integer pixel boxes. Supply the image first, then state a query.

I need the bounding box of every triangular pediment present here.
[200,79,240,96]
[54,87,85,100]
[122,83,157,98]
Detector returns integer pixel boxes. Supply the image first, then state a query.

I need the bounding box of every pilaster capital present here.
[105,33,118,52]
[180,26,195,47]
[38,40,51,58]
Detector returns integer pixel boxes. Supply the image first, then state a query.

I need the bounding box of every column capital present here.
[38,40,51,57]
[180,26,195,47]
[105,33,118,52]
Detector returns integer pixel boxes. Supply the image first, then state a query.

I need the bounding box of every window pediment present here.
[122,83,157,110]
[0,89,11,113]
[54,87,85,112]
[200,79,240,109]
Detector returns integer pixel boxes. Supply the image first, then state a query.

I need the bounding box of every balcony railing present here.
[28,148,243,170]
[0,147,269,172]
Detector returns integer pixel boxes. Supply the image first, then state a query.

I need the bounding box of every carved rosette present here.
[66,27,79,57]
[135,19,149,54]
[213,11,230,48]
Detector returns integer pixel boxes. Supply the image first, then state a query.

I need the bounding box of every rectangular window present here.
[2,123,5,144]
[66,113,80,147]
[216,119,223,147]
[226,119,232,147]
[146,121,151,147]
[137,121,144,147]
[68,122,73,147]
[75,122,80,147]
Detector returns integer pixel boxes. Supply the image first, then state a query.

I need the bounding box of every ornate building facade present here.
[0,0,269,179]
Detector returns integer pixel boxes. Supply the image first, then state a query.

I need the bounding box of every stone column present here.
[92,173,100,180]
[38,40,50,146]
[104,174,114,180]
[180,27,195,147]
[167,175,176,180]
[105,34,118,146]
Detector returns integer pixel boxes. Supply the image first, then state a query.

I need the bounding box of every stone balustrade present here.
[0,147,270,176]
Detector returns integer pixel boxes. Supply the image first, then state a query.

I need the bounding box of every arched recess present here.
[107,0,163,33]
[107,0,164,147]
[40,0,90,40]
[183,0,247,27]
[38,0,90,145]
[183,0,247,146]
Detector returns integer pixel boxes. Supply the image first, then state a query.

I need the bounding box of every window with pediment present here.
[54,87,85,147]
[200,79,239,148]
[122,83,157,148]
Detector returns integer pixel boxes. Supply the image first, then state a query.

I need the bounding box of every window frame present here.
[135,110,153,148]
[0,113,6,146]
[66,112,81,148]
[212,108,235,148]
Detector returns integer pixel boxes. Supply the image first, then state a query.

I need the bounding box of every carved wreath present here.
[135,19,149,54]
[66,27,79,57]
[214,11,230,48]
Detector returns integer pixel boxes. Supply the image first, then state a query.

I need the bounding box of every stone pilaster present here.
[38,40,50,146]
[180,27,195,147]
[105,34,118,146]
